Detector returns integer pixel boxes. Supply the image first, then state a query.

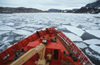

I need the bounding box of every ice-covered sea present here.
[0,13,100,65]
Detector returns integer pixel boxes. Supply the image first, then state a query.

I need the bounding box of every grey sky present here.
[0,0,96,10]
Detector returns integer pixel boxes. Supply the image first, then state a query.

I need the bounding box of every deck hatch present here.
[53,49,59,60]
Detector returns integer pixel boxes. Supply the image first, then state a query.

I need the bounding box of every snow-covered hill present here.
[0,13,100,65]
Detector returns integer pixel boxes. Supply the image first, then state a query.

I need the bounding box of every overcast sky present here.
[0,0,96,10]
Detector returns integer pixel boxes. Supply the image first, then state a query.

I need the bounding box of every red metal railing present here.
[56,31,93,65]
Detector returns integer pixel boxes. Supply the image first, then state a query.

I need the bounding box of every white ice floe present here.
[5,22,14,26]
[15,23,44,29]
[0,25,15,31]
[4,39,13,43]
[62,25,85,36]
[2,37,8,41]
[0,42,11,52]
[84,39,100,45]
[86,30,100,38]
[32,25,44,29]
[0,31,10,35]
[13,30,33,36]
[90,45,100,54]
[85,48,100,60]
[14,23,33,28]
[15,36,24,40]
[0,21,3,25]
[63,32,83,41]
[91,26,99,30]
[75,42,88,49]
[57,26,67,31]
[21,27,35,32]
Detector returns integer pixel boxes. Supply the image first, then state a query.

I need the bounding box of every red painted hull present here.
[0,28,93,65]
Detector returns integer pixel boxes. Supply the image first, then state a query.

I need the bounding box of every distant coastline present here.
[0,6,100,14]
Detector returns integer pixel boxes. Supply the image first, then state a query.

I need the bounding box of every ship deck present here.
[21,34,81,65]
